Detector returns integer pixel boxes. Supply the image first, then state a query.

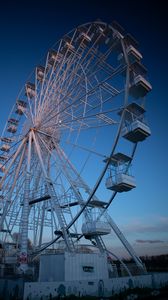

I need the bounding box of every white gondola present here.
[112,30,124,41]
[16,100,27,115]
[61,37,75,56]
[119,102,151,143]
[129,75,152,98]
[105,153,136,192]
[64,37,75,51]
[130,61,147,76]
[79,24,111,46]
[94,25,107,44]
[0,155,7,162]
[7,118,18,133]
[122,120,151,143]
[0,144,10,152]
[0,137,13,143]
[36,66,45,82]
[0,136,12,152]
[81,32,92,42]
[126,45,142,62]
[124,33,139,48]
[82,221,111,236]
[119,103,151,143]
[104,22,124,50]
[25,82,35,98]
[48,49,63,66]
[78,31,92,46]
[106,173,136,192]
[63,36,75,51]
[112,21,125,41]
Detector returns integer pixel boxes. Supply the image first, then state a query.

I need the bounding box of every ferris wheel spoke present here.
[39,63,125,130]
[31,130,75,251]
[38,60,87,126]
[36,132,90,225]
[37,27,79,121]
[37,29,123,128]
[38,40,64,114]
[42,25,93,106]
[62,112,118,128]
[65,141,105,158]
[54,144,101,209]
[40,90,121,134]
[40,62,116,129]
[0,136,27,190]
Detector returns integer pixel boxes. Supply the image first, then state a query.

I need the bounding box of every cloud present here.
[103,215,168,257]
[119,215,168,235]
[136,239,165,244]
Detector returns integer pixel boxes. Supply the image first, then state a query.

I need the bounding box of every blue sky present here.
[0,0,167,257]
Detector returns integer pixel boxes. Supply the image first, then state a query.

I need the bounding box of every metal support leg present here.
[19,132,32,272]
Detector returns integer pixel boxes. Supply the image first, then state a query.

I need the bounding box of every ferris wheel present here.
[0,21,152,273]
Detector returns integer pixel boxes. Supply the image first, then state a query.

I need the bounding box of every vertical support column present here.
[19,131,32,272]
[38,203,45,247]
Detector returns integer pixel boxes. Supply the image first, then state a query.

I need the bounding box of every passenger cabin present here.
[119,103,151,143]
[82,221,111,237]
[112,21,124,40]
[0,137,12,152]
[0,155,7,162]
[25,82,35,98]
[7,118,18,133]
[130,61,147,76]
[78,31,92,46]
[16,100,27,115]
[118,33,140,63]
[126,45,142,62]
[129,75,152,98]
[0,144,10,152]
[118,32,142,64]
[36,66,45,82]
[60,37,75,57]
[106,21,125,50]
[78,24,109,45]
[124,33,139,49]
[94,25,108,44]
[64,36,75,51]
[48,49,63,66]
[105,152,136,192]
[112,21,125,36]
[0,137,13,143]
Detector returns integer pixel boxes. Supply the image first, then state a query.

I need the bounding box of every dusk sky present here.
[0,0,167,257]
